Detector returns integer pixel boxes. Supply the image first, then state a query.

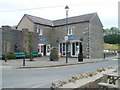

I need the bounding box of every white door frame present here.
[46,44,51,56]
[59,42,66,56]
[71,42,80,57]
[38,44,45,56]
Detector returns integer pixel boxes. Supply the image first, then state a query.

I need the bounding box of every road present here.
[2,59,118,88]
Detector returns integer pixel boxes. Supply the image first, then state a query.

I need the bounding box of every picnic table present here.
[98,72,120,88]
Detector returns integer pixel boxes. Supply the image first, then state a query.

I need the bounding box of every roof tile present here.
[25,13,96,26]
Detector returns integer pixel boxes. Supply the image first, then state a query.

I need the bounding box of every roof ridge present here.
[25,14,52,21]
[53,12,97,21]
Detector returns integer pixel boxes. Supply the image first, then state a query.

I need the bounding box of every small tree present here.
[50,48,58,61]
[28,33,34,61]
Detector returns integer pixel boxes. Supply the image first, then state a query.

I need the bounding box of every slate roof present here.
[24,13,97,27]
[25,14,53,26]
[53,13,96,26]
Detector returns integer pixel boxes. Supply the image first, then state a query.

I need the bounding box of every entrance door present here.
[43,45,46,56]
[71,42,79,57]
[59,43,66,56]
[38,44,51,56]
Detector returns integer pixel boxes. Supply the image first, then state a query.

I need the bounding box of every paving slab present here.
[0,56,118,69]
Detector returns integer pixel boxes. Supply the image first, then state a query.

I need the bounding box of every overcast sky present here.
[0,0,119,29]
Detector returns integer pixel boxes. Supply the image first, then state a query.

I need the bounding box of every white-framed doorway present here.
[38,44,51,56]
[59,43,66,56]
[59,41,81,57]
[71,42,79,57]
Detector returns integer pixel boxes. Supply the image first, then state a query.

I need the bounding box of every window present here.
[67,28,74,35]
[37,28,43,35]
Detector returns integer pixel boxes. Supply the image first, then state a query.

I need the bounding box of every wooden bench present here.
[14,53,25,58]
[98,82,120,88]
[31,52,39,57]
[0,53,2,59]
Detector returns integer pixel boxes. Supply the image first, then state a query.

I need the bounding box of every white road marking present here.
[32,82,50,88]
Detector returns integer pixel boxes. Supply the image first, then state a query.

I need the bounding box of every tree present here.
[50,48,59,61]
[103,27,120,44]
[104,34,120,44]
[28,32,34,61]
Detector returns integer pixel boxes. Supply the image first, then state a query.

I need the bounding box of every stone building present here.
[16,12,104,58]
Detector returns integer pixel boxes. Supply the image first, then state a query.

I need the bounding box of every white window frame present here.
[37,28,43,35]
[67,28,74,35]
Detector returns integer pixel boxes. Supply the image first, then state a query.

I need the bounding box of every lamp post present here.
[65,5,69,63]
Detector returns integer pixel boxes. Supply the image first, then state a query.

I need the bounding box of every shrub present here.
[23,48,28,54]
[68,52,71,58]
[50,48,59,61]
[25,54,31,58]
[2,55,5,60]
[38,54,42,57]
[6,54,16,59]
[117,50,120,53]
[25,54,34,60]
[7,52,14,54]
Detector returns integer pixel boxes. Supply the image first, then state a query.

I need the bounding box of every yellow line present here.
[17,67,48,70]
[17,64,80,70]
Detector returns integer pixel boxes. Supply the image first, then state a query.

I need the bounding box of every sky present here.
[0,0,119,29]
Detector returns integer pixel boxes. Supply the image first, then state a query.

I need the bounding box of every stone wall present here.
[2,29,23,53]
[35,24,52,45]
[52,17,104,58]
[0,28,2,53]
[53,22,89,53]
[104,52,117,58]
[78,75,107,88]
[51,67,115,89]
[2,27,39,54]
[89,14,104,58]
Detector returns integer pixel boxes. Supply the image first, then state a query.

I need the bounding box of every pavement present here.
[0,55,118,69]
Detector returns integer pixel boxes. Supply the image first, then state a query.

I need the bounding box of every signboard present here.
[38,39,46,42]
[65,36,68,41]
[68,36,76,40]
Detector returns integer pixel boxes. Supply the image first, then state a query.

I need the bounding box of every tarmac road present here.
[2,58,118,88]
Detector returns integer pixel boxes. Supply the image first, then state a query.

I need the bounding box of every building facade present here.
[16,13,104,58]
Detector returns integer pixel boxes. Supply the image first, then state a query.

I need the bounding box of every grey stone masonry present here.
[2,27,39,54]
[15,13,104,58]
[0,28,2,53]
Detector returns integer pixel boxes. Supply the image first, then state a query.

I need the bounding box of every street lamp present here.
[65,5,69,63]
